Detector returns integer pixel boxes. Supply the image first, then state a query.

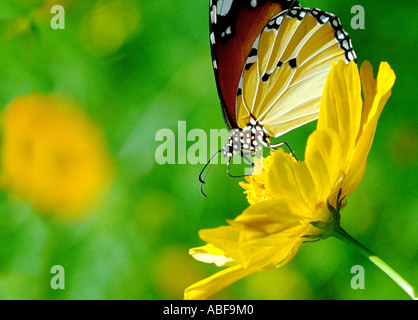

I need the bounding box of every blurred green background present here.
[0,0,416,299]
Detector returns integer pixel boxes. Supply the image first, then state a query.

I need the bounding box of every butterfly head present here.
[200,120,271,197]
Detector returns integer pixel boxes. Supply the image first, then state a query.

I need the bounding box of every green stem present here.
[332,226,417,300]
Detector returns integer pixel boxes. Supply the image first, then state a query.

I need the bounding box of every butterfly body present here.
[221,119,267,158]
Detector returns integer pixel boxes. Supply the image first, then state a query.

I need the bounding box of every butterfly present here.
[200,0,356,196]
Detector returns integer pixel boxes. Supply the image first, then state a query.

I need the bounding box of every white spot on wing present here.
[217,0,233,17]
[246,55,257,65]
[336,30,344,40]
[210,5,217,24]
[210,32,216,45]
[319,15,329,23]
[341,39,349,50]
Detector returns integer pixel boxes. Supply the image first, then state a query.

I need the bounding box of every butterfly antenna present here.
[289,0,300,9]
[199,149,222,197]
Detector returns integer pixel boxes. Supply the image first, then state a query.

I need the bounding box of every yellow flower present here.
[0,94,114,220]
[184,61,396,300]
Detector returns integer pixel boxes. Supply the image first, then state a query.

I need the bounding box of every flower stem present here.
[332,226,417,300]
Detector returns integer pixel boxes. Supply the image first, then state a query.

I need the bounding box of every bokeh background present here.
[0,0,416,299]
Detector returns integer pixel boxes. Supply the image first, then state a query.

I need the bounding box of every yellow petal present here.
[268,149,306,204]
[359,60,376,124]
[236,199,303,224]
[199,198,309,269]
[317,61,362,164]
[304,130,344,205]
[184,264,255,300]
[185,212,307,300]
[185,232,306,300]
[269,129,343,209]
[344,62,396,196]
[190,244,234,267]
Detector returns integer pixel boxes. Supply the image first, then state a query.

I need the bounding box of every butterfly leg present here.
[227,155,243,178]
[227,152,255,178]
[242,152,255,166]
[269,141,298,161]
[199,149,222,197]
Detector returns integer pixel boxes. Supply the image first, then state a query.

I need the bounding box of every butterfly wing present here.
[209,0,300,130]
[236,7,357,136]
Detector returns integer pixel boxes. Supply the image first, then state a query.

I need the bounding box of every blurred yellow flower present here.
[80,0,141,56]
[0,94,114,220]
[184,61,396,300]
